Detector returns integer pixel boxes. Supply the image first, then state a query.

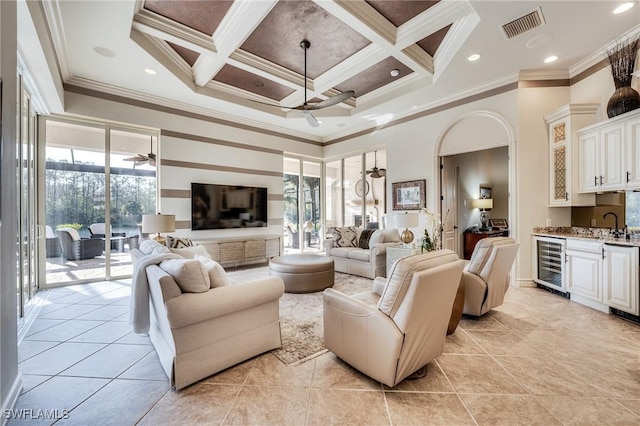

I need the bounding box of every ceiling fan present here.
[252,40,354,127]
[366,151,386,178]
[124,136,156,167]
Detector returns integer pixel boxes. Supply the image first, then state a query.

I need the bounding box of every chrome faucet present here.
[603,212,622,238]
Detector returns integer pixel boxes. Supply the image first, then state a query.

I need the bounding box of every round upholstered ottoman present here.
[269,255,334,293]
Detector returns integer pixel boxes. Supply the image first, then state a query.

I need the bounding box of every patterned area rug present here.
[226,265,373,365]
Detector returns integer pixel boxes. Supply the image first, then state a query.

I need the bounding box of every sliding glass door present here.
[16,76,39,323]
[283,157,323,253]
[42,118,157,286]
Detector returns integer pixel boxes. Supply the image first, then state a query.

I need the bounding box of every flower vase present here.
[607,85,640,118]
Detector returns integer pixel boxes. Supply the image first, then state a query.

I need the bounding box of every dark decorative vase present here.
[607,85,640,118]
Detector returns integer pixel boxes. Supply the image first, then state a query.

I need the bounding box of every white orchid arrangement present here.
[420,208,449,251]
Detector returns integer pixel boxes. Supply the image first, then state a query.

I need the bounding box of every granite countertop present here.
[532,227,640,248]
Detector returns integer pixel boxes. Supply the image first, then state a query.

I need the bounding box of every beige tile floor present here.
[12,273,640,425]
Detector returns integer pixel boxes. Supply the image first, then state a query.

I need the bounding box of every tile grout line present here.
[433,356,479,426]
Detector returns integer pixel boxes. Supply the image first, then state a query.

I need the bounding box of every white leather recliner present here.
[462,237,519,317]
[323,249,465,387]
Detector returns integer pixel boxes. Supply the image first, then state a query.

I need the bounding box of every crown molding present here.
[401,44,434,75]
[41,0,71,81]
[570,24,640,78]
[433,11,480,83]
[544,103,600,123]
[214,0,277,57]
[230,49,303,89]
[324,73,518,143]
[132,8,215,54]
[396,0,473,50]
[64,77,323,143]
[519,69,570,80]
[329,0,397,45]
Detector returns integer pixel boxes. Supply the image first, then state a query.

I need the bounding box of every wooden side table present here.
[463,229,509,260]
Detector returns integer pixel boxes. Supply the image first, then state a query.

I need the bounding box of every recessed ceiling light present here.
[252,80,265,88]
[544,55,558,64]
[390,69,400,77]
[467,53,482,62]
[613,2,634,14]
[93,46,115,58]
[144,68,157,75]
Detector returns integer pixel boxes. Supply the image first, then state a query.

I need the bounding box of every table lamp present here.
[395,212,418,245]
[142,213,176,245]
[471,198,493,230]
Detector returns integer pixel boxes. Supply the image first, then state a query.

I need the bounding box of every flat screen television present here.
[191,183,268,230]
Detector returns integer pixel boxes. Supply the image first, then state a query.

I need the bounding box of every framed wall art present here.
[392,179,426,210]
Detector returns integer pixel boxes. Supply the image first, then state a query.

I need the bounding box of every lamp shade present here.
[471,198,493,210]
[142,214,176,234]
[395,212,418,228]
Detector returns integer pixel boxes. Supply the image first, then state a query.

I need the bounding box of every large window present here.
[325,150,386,232]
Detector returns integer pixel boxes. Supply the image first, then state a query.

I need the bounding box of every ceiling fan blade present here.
[124,154,145,162]
[296,90,355,111]
[302,110,320,127]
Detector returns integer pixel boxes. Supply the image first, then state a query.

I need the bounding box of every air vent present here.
[501,7,546,39]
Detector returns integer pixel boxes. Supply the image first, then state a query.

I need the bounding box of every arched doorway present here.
[435,111,516,258]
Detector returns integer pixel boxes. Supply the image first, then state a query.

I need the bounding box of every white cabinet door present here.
[604,245,639,315]
[599,124,625,189]
[626,115,640,187]
[567,249,603,302]
[579,131,599,191]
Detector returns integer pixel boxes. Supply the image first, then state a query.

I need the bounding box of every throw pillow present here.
[194,254,230,288]
[165,236,194,248]
[159,258,210,293]
[332,226,357,247]
[358,229,376,249]
[168,245,210,259]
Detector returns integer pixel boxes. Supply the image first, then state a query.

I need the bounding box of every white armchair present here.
[462,237,519,317]
[323,250,464,387]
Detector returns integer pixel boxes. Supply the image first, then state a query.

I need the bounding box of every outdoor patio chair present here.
[88,223,126,239]
[56,227,104,260]
[45,226,62,258]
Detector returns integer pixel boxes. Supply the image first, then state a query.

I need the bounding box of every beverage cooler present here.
[532,236,566,293]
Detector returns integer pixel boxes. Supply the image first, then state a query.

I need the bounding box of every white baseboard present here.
[1,373,23,426]
[515,278,536,288]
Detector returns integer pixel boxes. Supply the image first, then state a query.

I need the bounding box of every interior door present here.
[440,157,458,253]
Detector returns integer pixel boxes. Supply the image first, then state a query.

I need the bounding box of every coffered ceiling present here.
[20,1,640,142]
